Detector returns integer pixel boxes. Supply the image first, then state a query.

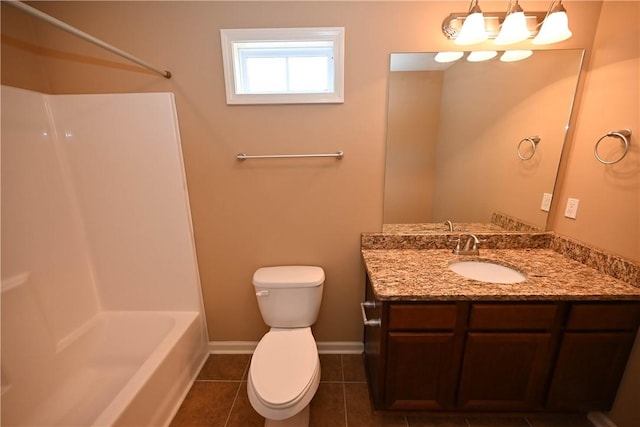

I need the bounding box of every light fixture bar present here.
[442,12,546,41]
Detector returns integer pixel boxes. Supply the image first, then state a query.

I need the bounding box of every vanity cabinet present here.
[363,278,640,414]
[363,278,464,410]
[546,303,640,411]
[456,303,560,411]
[384,303,464,410]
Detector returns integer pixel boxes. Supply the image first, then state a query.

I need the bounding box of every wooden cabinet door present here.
[457,332,553,411]
[547,332,637,411]
[385,332,460,410]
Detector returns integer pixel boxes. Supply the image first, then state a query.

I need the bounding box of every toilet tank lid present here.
[253,266,325,288]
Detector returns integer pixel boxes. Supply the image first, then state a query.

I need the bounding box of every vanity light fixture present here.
[454,0,488,45]
[532,0,572,44]
[434,51,465,63]
[500,50,533,62]
[467,50,497,62]
[442,0,571,45]
[494,0,530,45]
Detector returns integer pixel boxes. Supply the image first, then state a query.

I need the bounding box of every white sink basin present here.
[448,260,526,284]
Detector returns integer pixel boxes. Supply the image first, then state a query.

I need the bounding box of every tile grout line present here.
[341,355,349,427]
[223,359,250,427]
[223,381,242,427]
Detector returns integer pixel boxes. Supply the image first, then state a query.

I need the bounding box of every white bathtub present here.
[1,310,207,427]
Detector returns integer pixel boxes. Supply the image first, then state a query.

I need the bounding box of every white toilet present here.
[247,265,324,427]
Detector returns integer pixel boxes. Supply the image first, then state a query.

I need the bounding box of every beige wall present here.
[4,1,640,425]
[548,2,638,426]
[0,4,50,92]
[550,1,639,262]
[9,0,588,345]
[0,0,629,338]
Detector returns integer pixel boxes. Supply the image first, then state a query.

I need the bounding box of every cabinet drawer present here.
[566,303,640,331]
[469,303,558,330]
[389,304,458,330]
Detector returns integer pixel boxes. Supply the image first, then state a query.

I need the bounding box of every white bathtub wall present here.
[2,86,208,426]
[1,86,100,346]
[46,92,204,313]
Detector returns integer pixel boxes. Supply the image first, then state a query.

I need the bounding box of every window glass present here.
[221,28,344,104]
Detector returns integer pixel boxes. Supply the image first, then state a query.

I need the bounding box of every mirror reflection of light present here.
[434,51,464,63]
[467,50,497,62]
[500,50,533,62]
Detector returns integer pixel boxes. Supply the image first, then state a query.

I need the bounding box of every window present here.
[220,28,344,105]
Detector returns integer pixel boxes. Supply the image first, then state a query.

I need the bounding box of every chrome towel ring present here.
[517,136,541,161]
[594,129,632,165]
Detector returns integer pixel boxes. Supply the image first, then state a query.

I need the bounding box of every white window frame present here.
[220,27,345,105]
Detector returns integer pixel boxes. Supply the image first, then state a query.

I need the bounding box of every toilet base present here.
[264,405,309,427]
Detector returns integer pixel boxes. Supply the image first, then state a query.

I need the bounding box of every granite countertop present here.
[382,223,508,234]
[362,248,640,302]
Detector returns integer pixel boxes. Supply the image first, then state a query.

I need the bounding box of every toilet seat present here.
[249,328,319,409]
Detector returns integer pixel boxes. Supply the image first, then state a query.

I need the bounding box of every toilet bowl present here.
[247,266,324,427]
[247,328,320,424]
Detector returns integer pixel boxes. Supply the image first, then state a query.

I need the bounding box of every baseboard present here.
[208,341,364,355]
[587,412,618,427]
[316,341,363,354]
[208,341,258,354]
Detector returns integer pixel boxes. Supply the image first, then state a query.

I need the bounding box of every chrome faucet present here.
[444,220,454,232]
[452,234,481,255]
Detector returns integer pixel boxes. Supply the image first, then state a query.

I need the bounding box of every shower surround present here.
[1,86,208,426]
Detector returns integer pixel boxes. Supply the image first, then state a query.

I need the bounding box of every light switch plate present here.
[541,193,553,212]
[565,198,579,219]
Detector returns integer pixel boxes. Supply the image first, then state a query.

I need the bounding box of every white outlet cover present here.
[565,198,580,219]
[541,193,553,212]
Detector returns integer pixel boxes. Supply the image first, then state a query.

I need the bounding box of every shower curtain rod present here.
[4,0,172,79]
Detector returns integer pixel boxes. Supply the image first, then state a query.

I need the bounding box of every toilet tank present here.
[252,266,324,328]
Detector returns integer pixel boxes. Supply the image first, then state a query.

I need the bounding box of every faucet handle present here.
[474,235,487,245]
[449,237,462,254]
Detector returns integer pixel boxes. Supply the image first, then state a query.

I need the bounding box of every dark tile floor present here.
[169,354,595,427]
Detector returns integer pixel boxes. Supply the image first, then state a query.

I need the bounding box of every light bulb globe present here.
[495,11,530,45]
[455,12,488,45]
[533,10,572,45]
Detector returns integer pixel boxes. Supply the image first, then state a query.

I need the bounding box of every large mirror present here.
[383,49,584,232]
